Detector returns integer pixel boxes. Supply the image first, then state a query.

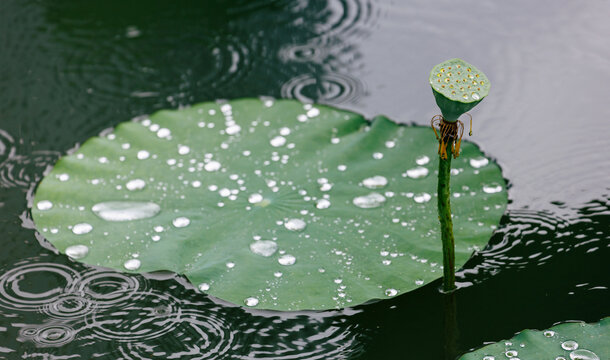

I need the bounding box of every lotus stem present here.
[437,137,456,292]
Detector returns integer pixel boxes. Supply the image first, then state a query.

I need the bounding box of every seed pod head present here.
[429,58,490,122]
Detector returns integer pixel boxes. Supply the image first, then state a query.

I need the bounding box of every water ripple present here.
[0,262,80,311]
[18,322,76,348]
[281,72,365,104]
[85,290,181,341]
[0,150,60,189]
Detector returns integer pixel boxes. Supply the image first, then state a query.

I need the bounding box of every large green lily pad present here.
[460,318,610,360]
[32,98,507,310]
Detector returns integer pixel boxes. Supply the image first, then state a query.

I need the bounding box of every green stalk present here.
[437,141,456,292]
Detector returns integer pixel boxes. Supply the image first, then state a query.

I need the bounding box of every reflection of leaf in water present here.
[32,99,507,311]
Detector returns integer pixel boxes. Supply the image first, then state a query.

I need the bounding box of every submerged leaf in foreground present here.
[32,99,507,310]
[460,318,609,360]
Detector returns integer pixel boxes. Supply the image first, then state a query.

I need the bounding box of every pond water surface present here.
[1,0,609,359]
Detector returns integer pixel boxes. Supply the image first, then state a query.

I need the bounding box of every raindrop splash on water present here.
[92,201,161,222]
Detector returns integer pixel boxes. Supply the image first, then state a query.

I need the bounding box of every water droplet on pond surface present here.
[72,223,93,235]
[406,167,429,179]
[316,199,331,209]
[124,259,141,270]
[92,201,161,222]
[470,157,489,168]
[569,349,599,360]
[385,288,398,297]
[172,217,190,228]
[278,254,296,266]
[244,297,259,307]
[137,150,150,160]
[284,218,306,231]
[37,200,53,211]
[198,283,210,291]
[353,192,386,209]
[416,155,430,165]
[562,341,579,351]
[270,136,286,147]
[362,176,388,189]
[65,245,89,259]
[250,240,278,257]
[204,161,221,172]
[126,179,146,191]
[413,193,432,203]
[483,184,503,194]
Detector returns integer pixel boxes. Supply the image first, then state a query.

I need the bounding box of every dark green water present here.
[1,0,609,358]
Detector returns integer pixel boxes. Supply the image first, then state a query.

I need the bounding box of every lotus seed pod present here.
[429,58,490,122]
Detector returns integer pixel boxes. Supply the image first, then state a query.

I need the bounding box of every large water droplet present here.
[270,136,286,147]
[505,350,518,358]
[285,218,306,231]
[470,157,489,168]
[250,240,278,257]
[569,349,599,360]
[562,341,579,351]
[72,223,93,235]
[483,356,495,360]
[416,155,430,165]
[316,199,331,209]
[362,176,388,189]
[413,193,432,203]
[204,160,221,172]
[65,245,89,259]
[37,200,53,211]
[385,288,398,297]
[198,283,210,291]
[248,193,263,204]
[543,330,555,337]
[57,173,70,182]
[483,184,503,194]
[172,217,190,228]
[226,124,241,135]
[406,167,429,179]
[373,152,384,160]
[353,192,386,209]
[137,150,150,160]
[157,128,171,138]
[244,297,259,307]
[92,201,161,222]
[278,254,296,266]
[124,259,141,270]
[126,179,146,191]
[178,145,191,155]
